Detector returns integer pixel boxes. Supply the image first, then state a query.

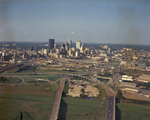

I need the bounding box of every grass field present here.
[116,103,150,120]
[0,77,22,83]
[97,78,110,84]
[0,84,56,120]
[23,75,61,82]
[58,85,107,120]
[36,69,71,73]
[95,85,108,100]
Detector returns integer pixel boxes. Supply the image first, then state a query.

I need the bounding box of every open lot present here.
[58,85,107,120]
[0,84,56,120]
[116,103,150,120]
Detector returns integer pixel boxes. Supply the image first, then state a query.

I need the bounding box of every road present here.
[63,73,117,120]
[90,75,118,120]
[1,72,118,120]
[49,77,67,120]
[110,73,119,87]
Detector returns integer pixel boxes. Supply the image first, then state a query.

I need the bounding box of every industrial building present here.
[136,74,150,83]
[124,88,139,93]
[119,82,137,88]
[121,75,133,81]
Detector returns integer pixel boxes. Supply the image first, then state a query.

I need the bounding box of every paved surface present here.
[106,96,114,120]
[90,75,117,120]
[49,77,67,120]
[1,72,118,120]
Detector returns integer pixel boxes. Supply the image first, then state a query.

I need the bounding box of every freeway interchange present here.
[48,73,118,120]
[49,77,67,120]
[1,72,118,120]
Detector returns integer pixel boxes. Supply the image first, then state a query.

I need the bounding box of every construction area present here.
[67,80,99,98]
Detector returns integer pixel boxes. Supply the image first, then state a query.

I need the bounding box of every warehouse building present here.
[136,74,150,83]
[121,75,133,82]
[119,82,137,88]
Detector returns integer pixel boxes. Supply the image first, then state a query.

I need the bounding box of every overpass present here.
[49,77,67,120]
[1,72,118,120]
[65,73,117,120]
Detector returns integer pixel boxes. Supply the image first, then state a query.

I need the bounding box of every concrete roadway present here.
[63,73,117,120]
[1,72,118,120]
[90,75,117,120]
[49,77,67,120]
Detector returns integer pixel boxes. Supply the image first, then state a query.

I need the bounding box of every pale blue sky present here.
[0,0,150,45]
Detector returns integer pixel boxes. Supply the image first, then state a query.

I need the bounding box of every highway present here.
[90,75,117,120]
[1,72,118,120]
[63,73,117,120]
[106,96,115,120]
[49,77,67,120]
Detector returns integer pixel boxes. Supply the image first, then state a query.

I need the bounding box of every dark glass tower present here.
[49,39,55,50]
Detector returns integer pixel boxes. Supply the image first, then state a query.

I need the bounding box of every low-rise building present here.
[119,82,137,88]
[136,74,150,83]
[121,75,133,81]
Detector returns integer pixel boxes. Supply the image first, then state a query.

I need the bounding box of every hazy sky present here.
[0,0,150,45]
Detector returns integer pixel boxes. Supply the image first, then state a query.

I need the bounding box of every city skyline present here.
[0,0,150,45]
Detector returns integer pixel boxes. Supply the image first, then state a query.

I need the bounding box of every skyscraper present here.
[49,39,55,50]
[65,43,69,51]
[68,39,72,48]
[61,43,65,48]
[35,47,38,54]
[76,41,81,49]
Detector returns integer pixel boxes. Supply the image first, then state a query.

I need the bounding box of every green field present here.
[97,78,109,84]
[116,103,150,120]
[22,75,61,82]
[36,69,71,73]
[0,84,56,120]
[58,85,107,120]
[0,77,22,83]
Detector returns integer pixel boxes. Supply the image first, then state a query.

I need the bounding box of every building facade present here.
[76,41,81,49]
[68,39,72,48]
[49,39,55,50]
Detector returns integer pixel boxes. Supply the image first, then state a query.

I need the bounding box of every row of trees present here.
[0,76,7,82]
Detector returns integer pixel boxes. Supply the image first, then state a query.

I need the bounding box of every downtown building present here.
[76,41,81,49]
[68,39,72,49]
[49,39,55,50]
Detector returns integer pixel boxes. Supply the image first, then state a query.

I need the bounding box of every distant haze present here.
[0,0,150,45]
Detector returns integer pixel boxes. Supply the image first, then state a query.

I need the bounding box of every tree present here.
[81,88,85,93]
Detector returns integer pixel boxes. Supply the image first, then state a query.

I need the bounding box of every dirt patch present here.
[67,80,99,97]
[121,90,150,102]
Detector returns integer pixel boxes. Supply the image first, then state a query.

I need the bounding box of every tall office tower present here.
[76,41,81,49]
[35,47,38,54]
[80,44,84,53]
[68,39,72,48]
[65,43,69,51]
[49,39,55,50]
[54,44,58,49]
[61,43,65,48]
[43,49,48,55]
[30,47,33,51]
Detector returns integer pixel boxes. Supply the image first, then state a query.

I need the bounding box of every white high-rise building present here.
[68,39,72,49]
[76,41,81,49]
[80,44,84,53]
[76,51,79,57]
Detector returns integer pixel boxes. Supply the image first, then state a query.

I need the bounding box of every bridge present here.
[65,73,118,120]
[49,77,67,120]
[1,72,118,120]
